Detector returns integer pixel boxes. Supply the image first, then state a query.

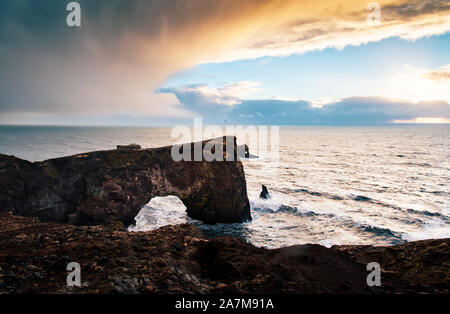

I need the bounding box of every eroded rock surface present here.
[0,137,251,225]
[0,212,448,294]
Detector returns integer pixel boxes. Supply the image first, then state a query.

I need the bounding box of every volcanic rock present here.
[0,212,448,294]
[116,144,141,150]
[260,185,270,199]
[0,136,251,225]
[237,144,258,158]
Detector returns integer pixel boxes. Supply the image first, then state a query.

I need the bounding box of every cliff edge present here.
[0,212,447,294]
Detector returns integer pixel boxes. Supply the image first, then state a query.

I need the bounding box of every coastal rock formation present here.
[116,144,141,150]
[260,185,270,199]
[237,144,258,158]
[0,212,448,294]
[0,137,251,225]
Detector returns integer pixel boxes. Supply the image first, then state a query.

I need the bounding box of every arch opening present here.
[127,195,191,232]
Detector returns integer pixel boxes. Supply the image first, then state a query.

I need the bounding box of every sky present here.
[0,0,449,125]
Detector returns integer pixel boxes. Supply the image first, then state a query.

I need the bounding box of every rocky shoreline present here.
[0,212,448,294]
[1,140,448,294]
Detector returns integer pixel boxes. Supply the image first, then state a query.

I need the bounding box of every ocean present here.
[1,125,449,248]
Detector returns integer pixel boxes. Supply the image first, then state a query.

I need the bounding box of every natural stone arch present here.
[0,136,251,226]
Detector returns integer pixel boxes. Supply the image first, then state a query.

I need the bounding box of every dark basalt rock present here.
[0,136,251,226]
[0,212,448,294]
[116,144,141,150]
[237,144,258,158]
[259,185,270,199]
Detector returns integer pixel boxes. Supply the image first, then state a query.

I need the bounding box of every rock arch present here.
[128,195,188,232]
[0,137,251,226]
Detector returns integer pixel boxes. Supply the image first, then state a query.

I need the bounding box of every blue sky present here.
[164,34,450,102]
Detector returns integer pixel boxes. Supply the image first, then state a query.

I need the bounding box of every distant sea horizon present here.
[2,123,450,127]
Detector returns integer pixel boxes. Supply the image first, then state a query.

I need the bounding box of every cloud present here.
[221,0,450,60]
[159,82,260,118]
[163,84,450,124]
[423,64,450,82]
[1,0,450,123]
[161,79,450,124]
[358,64,450,103]
[225,97,450,124]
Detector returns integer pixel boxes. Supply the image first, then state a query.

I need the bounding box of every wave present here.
[401,218,450,242]
[350,222,405,243]
[283,187,402,209]
[250,196,449,245]
[406,208,449,220]
[348,194,405,211]
[283,187,344,200]
[284,187,406,211]
[281,187,449,222]
[251,200,406,244]
[393,162,433,168]
[250,201,321,218]
[426,191,450,196]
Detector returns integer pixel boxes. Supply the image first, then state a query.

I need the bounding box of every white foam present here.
[128,196,189,232]
[442,201,450,216]
[317,239,341,248]
[401,218,450,242]
[249,192,301,212]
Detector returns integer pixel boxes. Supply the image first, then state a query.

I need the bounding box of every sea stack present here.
[260,185,270,199]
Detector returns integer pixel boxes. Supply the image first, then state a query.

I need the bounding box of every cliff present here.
[0,136,251,225]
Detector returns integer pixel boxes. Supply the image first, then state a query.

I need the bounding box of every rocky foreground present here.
[0,212,448,294]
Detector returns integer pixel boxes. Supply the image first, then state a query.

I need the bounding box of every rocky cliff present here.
[0,136,251,225]
[0,212,448,294]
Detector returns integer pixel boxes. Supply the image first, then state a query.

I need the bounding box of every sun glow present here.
[393,117,450,124]
[382,65,450,103]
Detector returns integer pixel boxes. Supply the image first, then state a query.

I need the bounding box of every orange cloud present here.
[424,65,450,82]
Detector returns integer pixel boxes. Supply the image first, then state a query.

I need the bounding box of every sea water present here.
[1,125,449,248]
